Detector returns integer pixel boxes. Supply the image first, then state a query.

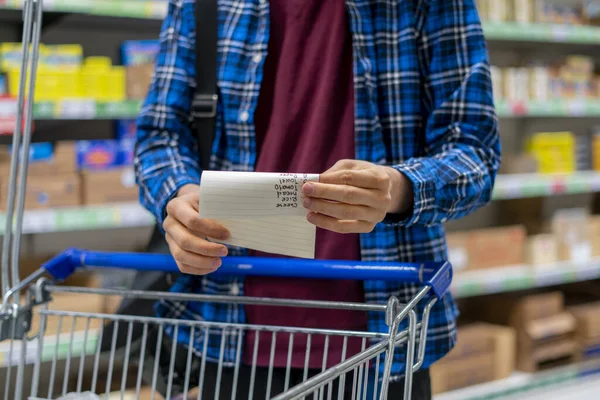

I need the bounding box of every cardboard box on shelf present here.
[464,225,527,270]
[431,323,516,394]
[498,154,538,175]
[588,216,600,257]
[569,302,600,340]
[81,167,138,205]
[28,292,105,336]
[526,234,559,266]
[0,172,81,210]
[126,64,154,100]
[0,142,76,176]
[551,208,592,262]
[463,292,577,373]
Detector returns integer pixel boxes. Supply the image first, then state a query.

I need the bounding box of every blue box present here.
[115,119,137,140]
[121,40,160,66]
[76,139,135,170]
[0,73,6,96]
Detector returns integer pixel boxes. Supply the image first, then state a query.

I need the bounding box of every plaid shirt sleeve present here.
[391,0,501,227]
[134,0,200,224]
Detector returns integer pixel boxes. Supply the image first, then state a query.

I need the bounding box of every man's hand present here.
[163,184,230,275]
[302,160,413,234]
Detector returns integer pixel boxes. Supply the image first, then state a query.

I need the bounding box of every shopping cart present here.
[1,249,452,400]
[0,1,453,399]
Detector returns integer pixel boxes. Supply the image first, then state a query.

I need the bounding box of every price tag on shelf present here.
[57,99,96,119]
[589,174,600,191]
[567,100,586,116]
[551,25,569,41]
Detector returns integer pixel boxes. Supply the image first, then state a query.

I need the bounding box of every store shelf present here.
[483,22,600,44]
[0,0,166,20]
[435,358,600,400]
[492,172,600,200]
[0,203,154,235]
[496,99,600,118]
[33,99,142,120]
[452,259,600,299]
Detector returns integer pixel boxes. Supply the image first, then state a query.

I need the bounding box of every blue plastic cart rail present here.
[41,248,453,299]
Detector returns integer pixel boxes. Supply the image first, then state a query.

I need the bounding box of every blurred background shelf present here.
[483,22,600,44]
[453,259,600,298]
[0,0,166,19]
[496,100,600,117]
[434,358,600,400]
[492,172,600,199]
[0,203,153,235]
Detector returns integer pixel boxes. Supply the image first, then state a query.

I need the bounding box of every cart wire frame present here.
[0,1,453,399]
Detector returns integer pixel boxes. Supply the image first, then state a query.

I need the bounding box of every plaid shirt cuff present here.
[147,172,200,227]
[384,163,438,227]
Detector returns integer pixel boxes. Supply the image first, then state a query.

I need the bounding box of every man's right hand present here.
[163,184,230,275]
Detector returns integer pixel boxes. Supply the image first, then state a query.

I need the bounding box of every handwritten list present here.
[199,171,319,258]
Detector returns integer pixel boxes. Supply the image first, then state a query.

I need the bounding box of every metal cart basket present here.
[0,1,453,399]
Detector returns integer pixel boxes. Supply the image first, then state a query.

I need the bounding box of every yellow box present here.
[44,44,83,69]
[84,56,113,69]
[104,66,126,101]
[526,132,575,174]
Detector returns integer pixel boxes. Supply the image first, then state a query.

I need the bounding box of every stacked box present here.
[466,292,578,372]
[568,302,600,362]
[445,225,526,272]
[431,324,516,394]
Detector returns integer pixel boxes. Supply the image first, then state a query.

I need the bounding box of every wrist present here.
[177,183,200,197]
[384,167,414,214]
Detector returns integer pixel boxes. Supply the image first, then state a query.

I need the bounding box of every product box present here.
[126,64,154,100]
[115,119,137,139]
[121,40,160,66]
[569,302,600,340]
[498,154,538,175]
[0,172,81,210]
[525,234,559,266]
[28,293,105,336]
[0,142,77,176]
[0,73,6,96]
[551,208,592,262]
[76,140,132,171]
[464,292,577,372]
[466,226,526,270]
[81,167,138,205]
[589,216,600,257]
[431,323,516,394]
[527,132,576,174]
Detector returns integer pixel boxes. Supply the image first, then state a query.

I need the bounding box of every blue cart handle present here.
[42,248,452,299]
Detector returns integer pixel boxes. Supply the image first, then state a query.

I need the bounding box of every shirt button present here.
[252,53,263,63]
[230,285,240,296]
[259,0,266,5]
[240,111,250,122]
[441,217,448,223]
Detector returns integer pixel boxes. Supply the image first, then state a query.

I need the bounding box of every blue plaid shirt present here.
[135,0,500,377]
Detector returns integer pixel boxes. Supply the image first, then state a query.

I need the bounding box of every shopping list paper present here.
[199,171,320,258]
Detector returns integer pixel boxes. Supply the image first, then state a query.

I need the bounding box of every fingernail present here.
[212,258,222,268]
[303,183,314,194]
[303,198,312,208]
[219,247,228,257]
[219,231,230,240]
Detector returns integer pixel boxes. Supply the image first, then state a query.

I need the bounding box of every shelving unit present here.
[493,172,600,199]
[483,22,600,44]
[0,0,166,19]
[0,203,153,235]
[434,358,600,400]
[453,259,600,298]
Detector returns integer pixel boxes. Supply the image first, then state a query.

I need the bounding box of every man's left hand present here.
[302,160,413,234]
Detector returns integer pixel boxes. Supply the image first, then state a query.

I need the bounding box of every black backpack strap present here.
[192,0,219,171]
